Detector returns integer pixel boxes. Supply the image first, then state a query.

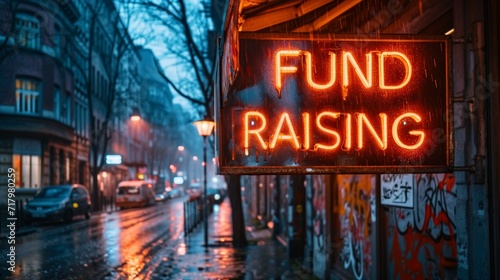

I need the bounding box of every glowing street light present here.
[130,107,141,122]
[193,117,215,248]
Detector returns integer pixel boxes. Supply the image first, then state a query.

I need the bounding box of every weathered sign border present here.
[216,33,453,175]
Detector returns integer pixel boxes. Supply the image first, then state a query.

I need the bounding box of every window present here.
[60,92,67,123]
[60,92,71,125]
[50,147,55,185]
[15,14,40,49]
[12,154,41,188]
[54,88,60,119]
[77,187,88,197]
[65,92,71,124]
[76,102,81,135]
[66,154,71,182]
[59,149,66,184]
[54,25,61,57]
[15,79,40,114]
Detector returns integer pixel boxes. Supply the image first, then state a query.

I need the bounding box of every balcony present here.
[58,0,81,23]
[0,113,74,142]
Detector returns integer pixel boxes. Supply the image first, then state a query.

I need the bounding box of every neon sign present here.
[216,34,452,174]
[244,111,425,153]
[276,50,412,94]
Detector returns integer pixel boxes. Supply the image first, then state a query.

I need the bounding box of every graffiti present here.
[381,174,414,208]
[388,174,457,280]
[312,175,326,251]
[335,175,375,280]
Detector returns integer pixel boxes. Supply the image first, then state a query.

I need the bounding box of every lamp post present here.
[130,107,141,122]
[130,107,143,180]
[193,117,215,248]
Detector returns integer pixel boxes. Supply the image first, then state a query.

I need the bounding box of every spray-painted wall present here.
[331,174,377,280]
[385,174,457,279]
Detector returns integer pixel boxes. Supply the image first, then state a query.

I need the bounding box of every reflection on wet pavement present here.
[1,197,310,280]
[141,202,308,280]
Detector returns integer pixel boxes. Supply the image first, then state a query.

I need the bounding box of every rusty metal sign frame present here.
[215,33,453,175]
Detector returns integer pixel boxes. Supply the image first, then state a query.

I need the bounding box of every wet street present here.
[1,197,310,280]
[1,197,187,279]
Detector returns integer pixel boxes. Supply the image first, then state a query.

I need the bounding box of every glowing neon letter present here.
[244,112,268,155]
[379,52,412,89]
[276,50,300,93]
[343,113,352,150]
[302,113,311,149]
[315,112,341,150]
[357,113,388,150]
[392,112,425,150]
[304,51,336,89]
[269,113,300,149]
[343,52,373,88]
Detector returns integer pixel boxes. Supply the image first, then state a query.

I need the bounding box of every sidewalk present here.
[147,199,315,279]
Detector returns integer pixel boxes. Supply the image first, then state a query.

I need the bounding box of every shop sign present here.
[105,154,122,165]
[381,174,414,208]
[216,34,452,174]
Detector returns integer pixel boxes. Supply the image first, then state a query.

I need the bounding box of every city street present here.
[1,196,312,280]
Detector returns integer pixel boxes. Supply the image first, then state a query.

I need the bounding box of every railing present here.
[14,188,38,228]
[14,198,28,227]
[183,195,214,235]
[0,188,37,238]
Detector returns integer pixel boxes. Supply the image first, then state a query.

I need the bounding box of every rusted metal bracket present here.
[452,96,475,103]
[454,165,475,173]
[452,37,471,44]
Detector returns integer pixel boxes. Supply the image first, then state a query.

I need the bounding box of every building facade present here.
[0,0,85,191]
[0,0,176,212]
[218,0,500,279]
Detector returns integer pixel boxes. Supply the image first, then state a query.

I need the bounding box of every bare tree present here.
[126,0,215,116]
[0,0,19,66]
[118,0,247,247]
[67,0,137,210]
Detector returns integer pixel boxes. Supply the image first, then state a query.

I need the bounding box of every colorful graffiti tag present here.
[386,173,457,279]
[334,175,376,280]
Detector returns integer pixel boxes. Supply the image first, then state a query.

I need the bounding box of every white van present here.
[116,180,156,209]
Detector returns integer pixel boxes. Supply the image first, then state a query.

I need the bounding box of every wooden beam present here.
[241,0,331,31]
[292,0,363,32]
[381,0,453,34]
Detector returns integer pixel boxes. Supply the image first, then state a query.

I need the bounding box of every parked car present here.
[186,183,202,199]
[166,186,183,199]
[24,184,92,224]
[154,192,167,203]
[116,180,156,209]
[208,187,227,204]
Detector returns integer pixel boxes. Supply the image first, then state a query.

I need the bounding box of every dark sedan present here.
[24,184,92,224]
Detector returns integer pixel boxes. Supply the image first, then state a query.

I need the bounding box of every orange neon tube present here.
[269,113,300,149]
[379,52,412,90]
[357,113,387,150]
[244,112,268,155]
[315,112,341,150]
[392,112,425,150]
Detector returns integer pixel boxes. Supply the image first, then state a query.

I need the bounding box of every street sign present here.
[216,33,452,174]
[105,154,122,165]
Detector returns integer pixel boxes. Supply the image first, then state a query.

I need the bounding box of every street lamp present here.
[131,106,141,122]
[193,117,215,248]
[130,107,144,180]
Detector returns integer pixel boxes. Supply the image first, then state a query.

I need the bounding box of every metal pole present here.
[203,136,208,248]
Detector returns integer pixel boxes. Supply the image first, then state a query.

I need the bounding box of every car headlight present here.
[57,201,68,209]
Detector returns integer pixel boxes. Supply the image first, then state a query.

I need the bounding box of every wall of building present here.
[384,174,457,279]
